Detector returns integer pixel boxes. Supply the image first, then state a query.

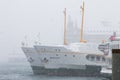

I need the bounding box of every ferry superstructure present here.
[21,1,112,76]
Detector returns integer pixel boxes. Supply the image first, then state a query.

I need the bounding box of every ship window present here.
[73,55,75,57]
[86,55,89,59]
[58,49,60,52]
[102,57,105,61]
[55,49,60,52]
[108,59,112,64]
[91,56,95,61]
[86,55,95,61]
[96,56,100,61]
[55,49,57,51]
[65,54,67,56]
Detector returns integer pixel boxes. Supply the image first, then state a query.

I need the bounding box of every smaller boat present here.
[101,67,112,80]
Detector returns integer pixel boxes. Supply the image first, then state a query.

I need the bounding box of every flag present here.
[109,35,115,41]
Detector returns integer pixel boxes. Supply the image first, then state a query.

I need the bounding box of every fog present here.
[0,0,120,62]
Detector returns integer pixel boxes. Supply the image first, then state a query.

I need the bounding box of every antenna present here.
[34,32,41,45]
[24,35,28,46]
[37,32,41,44]
[64,8,67,45]
[80,0,86,43]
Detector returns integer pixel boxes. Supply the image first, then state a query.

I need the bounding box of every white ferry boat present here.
[21,1,113,76]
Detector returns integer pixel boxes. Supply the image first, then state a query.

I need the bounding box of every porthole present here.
[58,49,60,52]
[55,49,57,51]
[73,55,75,57]
[102,57,105,61]
[65,54,67,56]
[91,56,95,61]
[96,56,100,61]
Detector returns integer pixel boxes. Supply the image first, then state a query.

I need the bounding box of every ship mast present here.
[80,0,86,43]
[64,8,67,45]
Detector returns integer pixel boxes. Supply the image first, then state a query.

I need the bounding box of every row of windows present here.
[86,55,106,62]
[44,54,110,63]
[110,44,120,49]
[98,44,120,51]
[107,59,112,64]
[40,48,61,52]
[56,54,75,57]
[98,44,109,50]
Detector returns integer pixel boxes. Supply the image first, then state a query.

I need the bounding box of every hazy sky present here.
[0,0,120,61]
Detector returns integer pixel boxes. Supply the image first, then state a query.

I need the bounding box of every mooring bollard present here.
[112,49,120,80]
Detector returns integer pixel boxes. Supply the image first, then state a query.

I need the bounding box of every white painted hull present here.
[21,45,109,76]
[22,47,43,67]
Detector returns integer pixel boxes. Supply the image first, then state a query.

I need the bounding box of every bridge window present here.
[102,57,105,61]
[73,55,75,57]
[55,49,61,52]
[86,55,95,61]
[55,49,57,51]
[96,56,100,61]
[91,56,95,61]
[58,49,60,52]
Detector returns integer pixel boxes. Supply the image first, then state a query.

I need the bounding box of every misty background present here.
[0,0,120,63]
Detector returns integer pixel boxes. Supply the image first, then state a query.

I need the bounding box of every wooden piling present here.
[112,49,120,80]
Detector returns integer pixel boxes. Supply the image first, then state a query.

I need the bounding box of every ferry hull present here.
[31,65,101,76]
[22,47,104,76]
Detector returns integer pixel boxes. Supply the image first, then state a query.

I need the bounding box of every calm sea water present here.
[0,60,109,80]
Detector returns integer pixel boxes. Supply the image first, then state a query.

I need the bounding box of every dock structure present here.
[112,49,120,80]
